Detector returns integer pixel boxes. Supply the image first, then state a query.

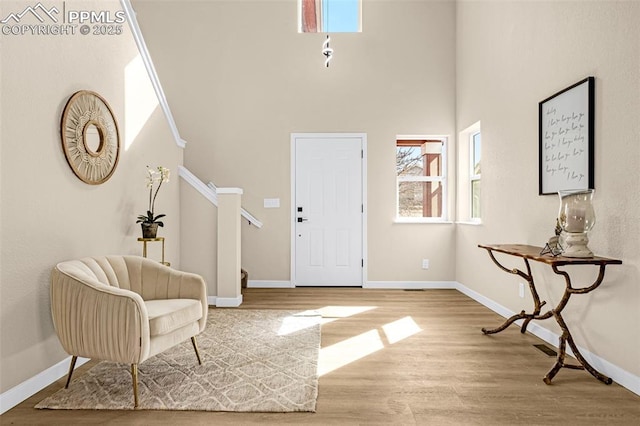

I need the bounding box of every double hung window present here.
[470,132,481,219]
[396,138,446,220]
[457,122,481,223]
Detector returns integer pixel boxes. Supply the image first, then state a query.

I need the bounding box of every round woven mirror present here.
[60,90,120,185]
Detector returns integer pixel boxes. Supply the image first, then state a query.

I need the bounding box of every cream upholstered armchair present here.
[50,255,208,408]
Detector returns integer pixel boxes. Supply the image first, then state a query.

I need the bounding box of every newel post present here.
[216,188,243,307]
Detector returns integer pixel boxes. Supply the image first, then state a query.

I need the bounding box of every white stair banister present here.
[178,166,263,228]
[206,183,262,228]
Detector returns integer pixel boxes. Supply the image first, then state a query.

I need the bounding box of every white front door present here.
[292,134,365,286]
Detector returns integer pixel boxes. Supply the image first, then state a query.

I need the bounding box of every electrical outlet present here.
[519,282,525,298]
[422,259,430,269]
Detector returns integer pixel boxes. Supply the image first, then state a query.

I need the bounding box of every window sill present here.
[456,220,483,226]
[394,218,454,224]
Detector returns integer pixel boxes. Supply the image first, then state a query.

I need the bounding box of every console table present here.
[478,244,621,385]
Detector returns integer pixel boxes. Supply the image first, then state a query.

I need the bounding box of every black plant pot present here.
[141,223,159,239]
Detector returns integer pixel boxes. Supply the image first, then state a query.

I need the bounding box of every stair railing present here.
[178,166,263,228]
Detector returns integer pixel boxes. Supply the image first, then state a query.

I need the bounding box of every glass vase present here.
[557,189,595,257]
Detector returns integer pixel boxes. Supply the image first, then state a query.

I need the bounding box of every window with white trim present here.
[457,122,481,223]
[396,137,447,220]
[299,0,362,33]
[470,131,481,219]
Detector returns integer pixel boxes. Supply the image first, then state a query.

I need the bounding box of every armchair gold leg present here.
[191,336,203,365]
[131,364,139,408]
[65,356,78,389]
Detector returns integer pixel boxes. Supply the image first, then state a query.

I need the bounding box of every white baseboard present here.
[455,281,640,396]
[247,280,457,289]
[247,280,294,288]
[215,295,243,307]
[0,355,89,415]
[364,281,457,289]
[455,281,516,319]
[247,280,456,290]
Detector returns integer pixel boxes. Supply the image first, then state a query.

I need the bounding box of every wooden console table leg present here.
[543,265,613,385]
[565,328,613,384]
[482,310,529,335]
[519,272,547,333]
[543,311,612,385]
[481,251,548,335]
[544,329,568,384]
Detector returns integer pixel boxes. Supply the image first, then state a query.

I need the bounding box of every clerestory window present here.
[299,0,362,33]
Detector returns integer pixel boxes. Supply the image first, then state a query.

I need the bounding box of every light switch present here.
[264,198,280,208]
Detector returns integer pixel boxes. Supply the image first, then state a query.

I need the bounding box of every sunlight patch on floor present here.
[318,315,424,375]
[318,329,384,376]
[277,312,322,336]
[315,305,377,318]
[276,306,419,375]
[278,306,377,335]
[382,316,422,344]
[317,306,377,326]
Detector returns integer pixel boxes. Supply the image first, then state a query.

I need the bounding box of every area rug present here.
[36,309,321,411]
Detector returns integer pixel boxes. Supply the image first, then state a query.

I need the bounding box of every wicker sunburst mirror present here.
[60,90,120,184]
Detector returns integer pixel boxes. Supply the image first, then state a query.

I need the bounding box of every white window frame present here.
[456,122,481,225]
[395,135,448,223]
[470,131,481,220]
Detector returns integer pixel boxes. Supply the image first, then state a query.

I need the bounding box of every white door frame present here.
[290,133,368,287]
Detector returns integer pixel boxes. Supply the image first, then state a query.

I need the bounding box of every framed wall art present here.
[539,77,594,195]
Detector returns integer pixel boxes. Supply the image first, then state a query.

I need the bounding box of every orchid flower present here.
[136,165,170,226]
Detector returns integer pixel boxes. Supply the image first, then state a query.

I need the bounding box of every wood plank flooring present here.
[3,288,639,425]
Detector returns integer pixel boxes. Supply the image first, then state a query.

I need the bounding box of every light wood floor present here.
[3,288,639,425]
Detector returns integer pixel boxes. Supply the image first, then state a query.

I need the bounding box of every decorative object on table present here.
[539,77,594,195]
[60,90,120,185]
[540,219,564,256]
[36,309,321,412]
[136,166,170,238]
[557,189,596,258]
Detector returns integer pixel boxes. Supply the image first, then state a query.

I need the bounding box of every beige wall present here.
[133,0,458,285]
[456,1,640,377]
[2,0,638,402]
[0,0,183,393]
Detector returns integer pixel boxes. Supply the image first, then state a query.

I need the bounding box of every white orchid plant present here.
[136,166,170,227]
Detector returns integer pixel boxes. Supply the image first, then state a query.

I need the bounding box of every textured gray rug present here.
[36,309,321,411]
